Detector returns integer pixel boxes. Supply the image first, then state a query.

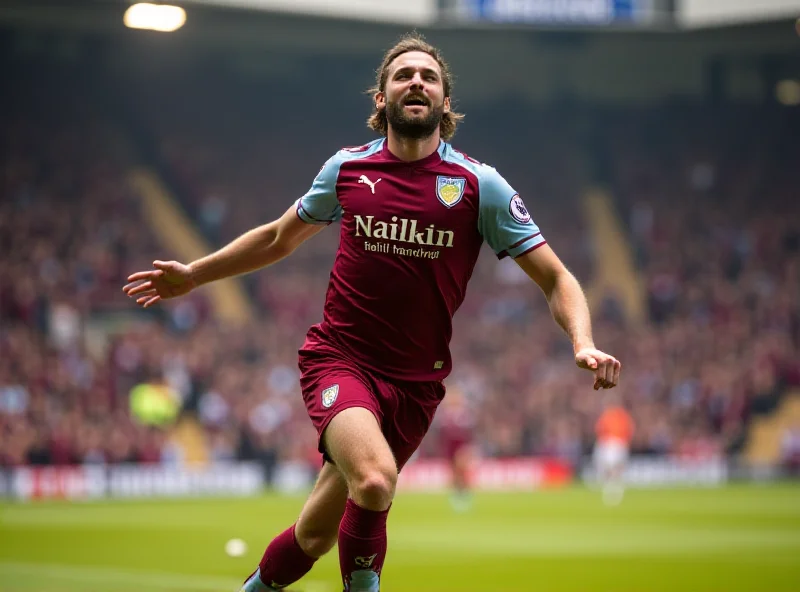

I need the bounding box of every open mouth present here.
[403,96,428,107]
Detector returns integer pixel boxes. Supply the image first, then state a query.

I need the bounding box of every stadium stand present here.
[1,57,798,479]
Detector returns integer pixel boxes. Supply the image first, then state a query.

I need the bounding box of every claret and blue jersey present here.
[296,138,547,381]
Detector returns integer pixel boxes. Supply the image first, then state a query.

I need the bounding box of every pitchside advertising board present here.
[582,457,729,487]
[0,457,729,500]
[442,0,664,25]
[1,463,265,501]
[0,459,570,500]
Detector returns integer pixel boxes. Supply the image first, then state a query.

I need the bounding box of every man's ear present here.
[375,92,386,111]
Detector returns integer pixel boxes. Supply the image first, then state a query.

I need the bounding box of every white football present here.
[225,538,248,557]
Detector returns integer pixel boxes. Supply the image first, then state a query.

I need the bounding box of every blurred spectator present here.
[781,423,800,477]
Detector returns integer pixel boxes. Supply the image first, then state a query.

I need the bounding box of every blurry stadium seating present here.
[744,392,800,465]
[1,46,798,478]
[171,415,211,465]
[582,189,646,326]
[128,168,256,325]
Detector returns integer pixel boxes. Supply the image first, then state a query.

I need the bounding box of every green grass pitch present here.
[1,484,799,591]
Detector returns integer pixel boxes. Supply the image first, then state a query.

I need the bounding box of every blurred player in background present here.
[594,395,634,506]
[438,388,476,511]
[124,33,621,592]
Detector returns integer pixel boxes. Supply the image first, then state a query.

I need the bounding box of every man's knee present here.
[349,459,397,510]
[322,407,398,510]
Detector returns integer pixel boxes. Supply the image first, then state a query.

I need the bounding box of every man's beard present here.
[385,99,445,140]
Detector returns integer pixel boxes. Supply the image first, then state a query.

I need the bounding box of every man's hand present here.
[122,260,197,308]
[575,348,621,390]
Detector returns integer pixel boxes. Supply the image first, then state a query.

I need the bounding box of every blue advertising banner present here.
[451,0,655,25]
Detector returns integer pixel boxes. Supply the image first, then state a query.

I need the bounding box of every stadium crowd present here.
[1,71,798,473]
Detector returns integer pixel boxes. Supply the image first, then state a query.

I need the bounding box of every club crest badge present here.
[321,384,339,408]
[436,176,466,208]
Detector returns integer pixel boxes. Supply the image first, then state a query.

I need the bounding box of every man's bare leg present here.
[323,407,398,592]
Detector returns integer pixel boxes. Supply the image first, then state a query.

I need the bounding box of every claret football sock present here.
[338,498,389,592]
[242,524,317,591]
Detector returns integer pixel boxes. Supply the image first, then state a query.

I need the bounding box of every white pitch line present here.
[0,562,331,592]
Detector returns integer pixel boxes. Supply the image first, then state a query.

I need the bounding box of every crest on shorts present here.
[321,384,339,408]
[436,176,466,208]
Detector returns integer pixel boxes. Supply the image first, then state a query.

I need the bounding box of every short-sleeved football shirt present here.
[296,139,546,381]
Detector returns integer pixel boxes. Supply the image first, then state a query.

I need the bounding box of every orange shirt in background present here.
[596,406,635,445]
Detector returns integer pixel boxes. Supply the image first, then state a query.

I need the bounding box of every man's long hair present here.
[367,34,464,141]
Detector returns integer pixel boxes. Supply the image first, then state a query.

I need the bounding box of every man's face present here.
[377,51,451,140]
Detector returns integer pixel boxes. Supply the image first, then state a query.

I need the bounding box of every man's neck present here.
[386,131,441,162]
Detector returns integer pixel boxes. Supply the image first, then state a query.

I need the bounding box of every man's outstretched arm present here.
[123,205,324,308]
[189,205,324,285]
[514,243,621,390]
